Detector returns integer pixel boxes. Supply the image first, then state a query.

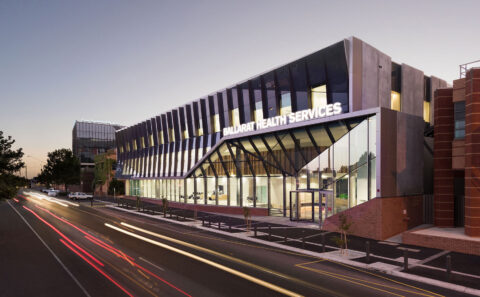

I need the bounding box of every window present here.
[158,132,164,144]
[140,137,145,149]
[213,114,221,133]
[149,134,154,147]
[169,128,174,142]
[454,101,465,139]
[119,146,124,153]
[133,140,137,151]
[280,93,292,115]
[311,85,327,109]
[423,101,430,123]
[254,101,263,121]
[391,91,401,111]
[183,129,189,139]
[230,108,240,126]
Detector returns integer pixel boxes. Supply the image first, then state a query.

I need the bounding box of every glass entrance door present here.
[290,191,314,221]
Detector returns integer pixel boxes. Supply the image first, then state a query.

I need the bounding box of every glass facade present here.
[124,115,377,223]
[72,121,124,164]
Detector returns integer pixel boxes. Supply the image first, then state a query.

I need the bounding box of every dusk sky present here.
[1,0,480,178]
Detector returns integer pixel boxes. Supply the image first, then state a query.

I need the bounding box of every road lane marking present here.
[106,223,305,297]
[296,264,404,297]
[118,222,350,296]
[139,257,165,272]
[295,262,440,297]
[324,259,445,297]
[7,200,91,297]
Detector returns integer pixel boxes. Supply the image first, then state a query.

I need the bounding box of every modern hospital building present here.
[114,37,457,241]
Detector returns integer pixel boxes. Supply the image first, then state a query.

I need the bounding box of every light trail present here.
[22,206,104,267]
[34,206,190,297]
[106,223,303,297]
[60,239,134,297]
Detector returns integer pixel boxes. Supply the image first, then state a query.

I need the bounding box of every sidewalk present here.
[94,198,480,296]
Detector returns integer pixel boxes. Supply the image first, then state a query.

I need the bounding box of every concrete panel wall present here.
[401,64,424,118]
[396,112,425,195]
[360,42,392,110]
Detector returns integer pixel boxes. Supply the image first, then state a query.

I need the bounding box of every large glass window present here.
[231,108,240,127]
[349,120,368,171]
[186,178,195,204]
[230,177,239,206]
[423,101,430,123]
[218,177,228,206]
[334,134,348,214]
[213,114,221,133]
[311,85,327,109]
[206,177,216,205]
[254,101,263,122]
[391,91,401,111]
[454,101,465,139]
[270,176,284,216]
[256,177,268,208]
[280,93,292,115]
[242,176,254,207]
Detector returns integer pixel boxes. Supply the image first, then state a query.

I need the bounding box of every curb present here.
[103,204,480,296]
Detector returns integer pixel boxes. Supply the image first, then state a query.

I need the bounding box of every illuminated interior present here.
[391,91,401,111]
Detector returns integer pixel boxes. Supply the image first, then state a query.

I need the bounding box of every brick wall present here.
[403,230,480,256]
[322,196,423,240]
[433,88,454,227]
[464,68,480,236]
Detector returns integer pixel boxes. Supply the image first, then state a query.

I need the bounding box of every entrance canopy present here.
[187,114,371,179]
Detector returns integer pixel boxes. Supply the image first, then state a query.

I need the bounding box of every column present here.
[465,69,480,236]
[434,88,454,227]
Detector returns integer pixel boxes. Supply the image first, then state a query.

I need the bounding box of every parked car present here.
[68,192,93,200]
[42,188,55,194]
[47,189,60,197]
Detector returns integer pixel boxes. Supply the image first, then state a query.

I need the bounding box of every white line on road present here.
[139,257,165,271]
[105,223,303,297]
[7,200,91,297]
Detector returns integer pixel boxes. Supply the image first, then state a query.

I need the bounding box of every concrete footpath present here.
[97,199,480,297]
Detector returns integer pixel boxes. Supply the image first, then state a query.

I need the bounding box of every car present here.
[68,192,93,200]
[47,189,60,197]
[42,188,55,194]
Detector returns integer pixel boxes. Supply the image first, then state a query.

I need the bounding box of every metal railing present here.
[460,60,480,78]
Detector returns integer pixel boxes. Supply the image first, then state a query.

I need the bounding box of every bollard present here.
[254,226,257,237]
[208,219,211,227]
[229,224,231,232]
[446,255,451,281]
[202,218,205,226]
[366,241,370,264]
[268,225,272,241]
[322,233,326,253]
[403,249,408,271]
[218,222,221,230]
[284,235,287,243]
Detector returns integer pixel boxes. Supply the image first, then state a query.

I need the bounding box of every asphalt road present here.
[0,191,472,297]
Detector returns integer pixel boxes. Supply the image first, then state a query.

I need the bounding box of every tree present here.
[332,213,352,255]
[0,131,25,199]
[39,149,80,192]
[94,153,115,194]
[108,178,125,196]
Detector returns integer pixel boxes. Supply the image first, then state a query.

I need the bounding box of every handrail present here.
[460,59,480,78]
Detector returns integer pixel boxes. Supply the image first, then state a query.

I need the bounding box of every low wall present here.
[322,195,424,240]
[403,230,480,256]
[115,196,269,216]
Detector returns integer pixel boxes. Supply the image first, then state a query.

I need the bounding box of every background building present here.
[116,37,447,240]
[72,120,124,192]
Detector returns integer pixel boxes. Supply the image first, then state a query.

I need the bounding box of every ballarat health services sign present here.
[223,102,342,136]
